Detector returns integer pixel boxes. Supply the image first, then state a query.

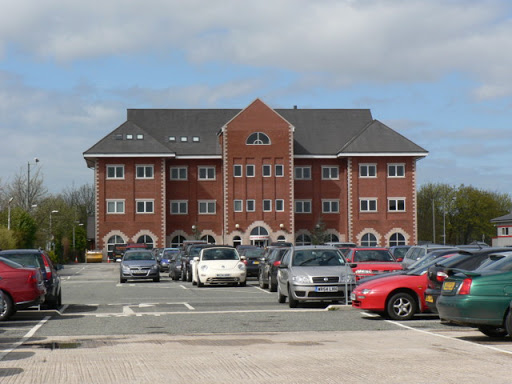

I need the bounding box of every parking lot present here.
[1,263,512,383]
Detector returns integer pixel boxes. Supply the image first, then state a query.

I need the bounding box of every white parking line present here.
[0,316,51,361]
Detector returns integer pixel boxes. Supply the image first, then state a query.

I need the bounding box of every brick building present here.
[83,99,428,257]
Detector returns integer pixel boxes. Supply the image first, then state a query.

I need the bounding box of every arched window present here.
[201,235,216,244]
[277,235,286,242]
[250,227,269,236]
[137,235,154,248]
[389,233,406,246]
[325,234,339,243]
[296,234,312,246]
[232,236,242,248]
[107,235,125,257]
[361,233,378,247]
[171,235,186,248]
[246,132,270,145]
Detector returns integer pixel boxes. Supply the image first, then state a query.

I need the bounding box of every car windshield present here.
[292,250,344,266]
[164,250,179,257]
[0,253,41,269]
[124,252,154,261]
[406,256,455,276]
[201,248,238,261]
[392,247,410,259]
[475,254,512,272]
[353,250,394,262]
[243,248,265,257]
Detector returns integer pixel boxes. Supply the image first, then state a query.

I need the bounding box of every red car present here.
[351,255,455,320]
[0,257,46,321]
[343,247,403,281]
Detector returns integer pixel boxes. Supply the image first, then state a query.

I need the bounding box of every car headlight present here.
[292,275,310,284]
[355,269,372,274]
[237,263,246,271]
[151,264,159,270]
[200,265,209,272]
[121,265,130,273]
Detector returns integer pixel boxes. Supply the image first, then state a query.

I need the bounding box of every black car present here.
[237,246,264,277]
[0,249,62,309]
[181,243,212,282]
[424,247,512,313]
[168,250,184,280]
[258,245,290,291]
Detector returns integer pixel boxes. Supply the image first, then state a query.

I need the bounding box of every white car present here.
[193,246,247,287]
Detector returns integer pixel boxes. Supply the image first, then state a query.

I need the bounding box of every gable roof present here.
[83,101,428,165]
[491,213,512,224]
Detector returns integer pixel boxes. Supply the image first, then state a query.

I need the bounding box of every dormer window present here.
[192,136,200,142]
[126,134,133,140]
[180,136,188,142]
[246,132,270,145]
[136,134,144,140]
[169,136,176,142]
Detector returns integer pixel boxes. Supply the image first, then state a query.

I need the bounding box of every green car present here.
[436,252,512,338]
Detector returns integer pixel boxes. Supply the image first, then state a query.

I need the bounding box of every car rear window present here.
[353,250,394,262]
[0,253,42,269]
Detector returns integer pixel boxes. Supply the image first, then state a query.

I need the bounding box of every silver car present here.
[277,246,356,308]
[120,250,160,283]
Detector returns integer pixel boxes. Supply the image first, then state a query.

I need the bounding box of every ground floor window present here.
[233,236,242,248]
[325,233,339,242]
[137,235,154,248]
[389,232,406,246]
[201,235,215,244]
[296,234,312,245]
[361,233,378,247]
[171,235,185,248]
[107,235,125,257]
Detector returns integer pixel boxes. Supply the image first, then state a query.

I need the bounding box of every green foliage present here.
[0,227,16,250]
[10,208,38,248]
[417,183,512,245]
[311,218,327,245]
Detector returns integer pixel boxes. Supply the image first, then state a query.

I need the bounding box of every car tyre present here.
[46,291,61,309]
[239,280,247,287]
[120,277,127,284]
[153,276,160,283]
[386,292,416,320]
[277,281,286,304]
[259,271,268,289]
[288,286,299,308]
[197,278,204,287]
[187,269,193,282]
[478,325,508,338]
[0,292,15,321]
[269,274,277,292]
[506,310,512,338]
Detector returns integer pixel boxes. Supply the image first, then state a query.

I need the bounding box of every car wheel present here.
[57,290,62,307]
[259,271,268,289]
[120,277,127,284]
[478,325,508,338]
[0,292,15,321]
[197,277,204,287]
[239,280,247,287]
[506,310,512,338]
[386,292,416,320]
[288,286,299,308]
[277,281,286,303]
[269,274,277,292]
[153,276,160,283]
[187,269,192,282]
[47,292,61,310]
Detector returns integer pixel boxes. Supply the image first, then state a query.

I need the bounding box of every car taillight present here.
[273,261,281,267]
[458,278,472,295]
[242,259,248,265]
[436,271,448,283]
[43,256,52,280]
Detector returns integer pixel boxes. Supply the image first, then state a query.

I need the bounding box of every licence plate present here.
[315,286,338,292]
[425,295,433,303]
[217,274,230,277]
[443,281,455,291]
[253,261,259,265]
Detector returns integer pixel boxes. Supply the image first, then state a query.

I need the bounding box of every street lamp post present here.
[7,197,13,230]
[27,158,39,210]
[49,210,59,251]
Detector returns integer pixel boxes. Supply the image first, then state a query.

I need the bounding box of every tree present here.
[10,208,38,248]
[311,218,327,245]
[0,227,16,250]
[6,165,47,211]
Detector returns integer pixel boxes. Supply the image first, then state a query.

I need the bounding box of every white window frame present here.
[106,199,125,214]
[170,200,188,215]
[501,227,510,236]
[198,166,216,180]
[106,165,124,180]
[246,164,255,178]
[359,164,377,178]
[198,200,216,214]
[234,164,243,177]
[275,164,284,177]
[295,200,312,214]
[322,166,339,180]
[388,163,405,178]
[234,200,243,212]
[170,167,188,180]
[388,198,406,212]
[136,199,154,214]
[262,164,271,177]
[263,199,272,212]
[360,198,378,212]
[275,199,284,212]
[322,199,340,213]
[136,165,154,179]
[246,200,256,212]
[295,166,311,180]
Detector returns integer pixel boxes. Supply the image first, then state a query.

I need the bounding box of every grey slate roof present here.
[491,213,512,224]
[83,104,428,163]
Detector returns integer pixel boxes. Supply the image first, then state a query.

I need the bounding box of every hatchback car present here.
[237,246,265,277]
[0,257,46,321]
[401,244,454,269]
[0,249,62,309]
[120,250,160,283]
[258,245,291,291]
[192,246,246,287]
[436,251,512,338]
[343,247,403,281]
[276,246,356,308]
[159,247,179,272]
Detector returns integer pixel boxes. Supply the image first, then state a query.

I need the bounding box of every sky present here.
[1,0,511,196]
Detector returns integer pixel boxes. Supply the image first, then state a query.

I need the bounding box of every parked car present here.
[276,246,356,308]
[159,248,179,272]
[388,245,411,262]
[351,254,458,320]
[401,244,455,269]
[168,250,184,280]
[343,247,403,281]
[0,257,46,321]
[112,243,152,262]
[181,243,211,282]
[237,246,265,277]
[192,246,246,287]
[424,248,512,313]
[324,242,357,248]
[0,249,62,309]
[119,250,160,283]
[258,245,291,291]
[436,251,512,338]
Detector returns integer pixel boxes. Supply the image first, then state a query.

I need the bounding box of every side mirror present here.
[240,256,246,261]
[193,257,199,261]
[349,263,357,268]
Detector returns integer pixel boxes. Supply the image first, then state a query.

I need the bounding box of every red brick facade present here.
[85,99,425,256]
